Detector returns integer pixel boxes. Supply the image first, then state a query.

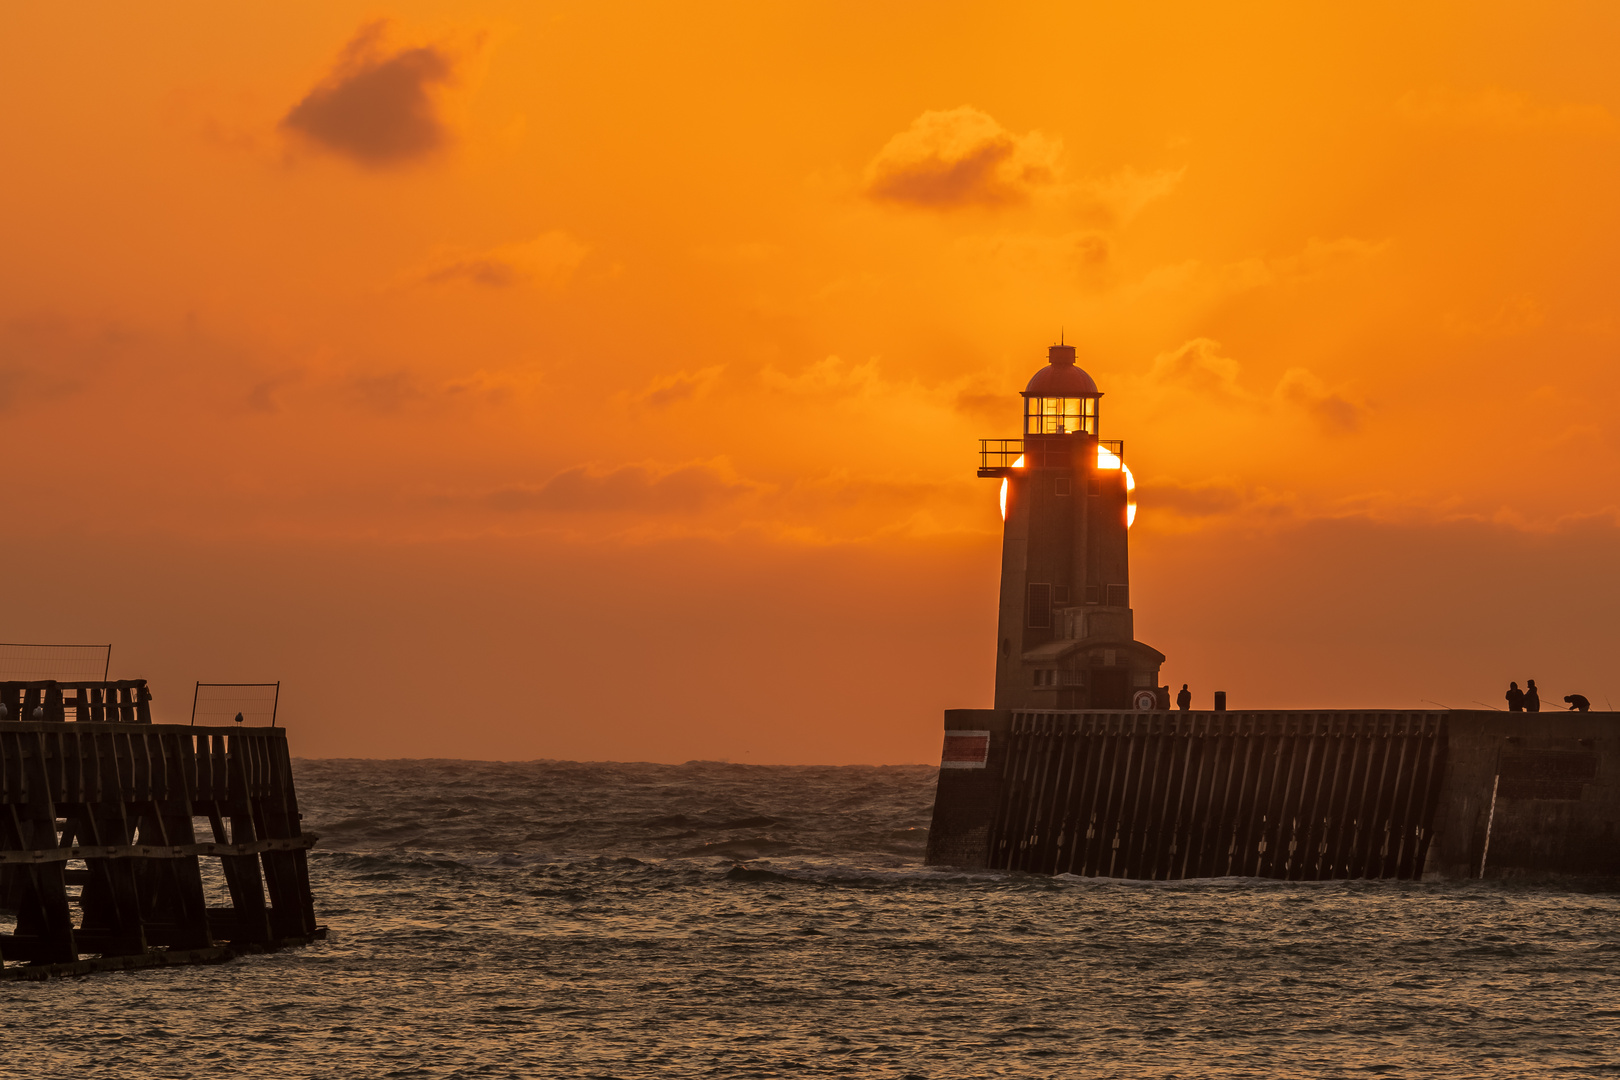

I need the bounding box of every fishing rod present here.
[1420,699,1453,710]
[1471,700,1504,712]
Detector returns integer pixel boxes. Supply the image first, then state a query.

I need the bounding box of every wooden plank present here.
[1320,720,1369,878]
[1050,717,1091,875]
[1098,718,1139,878]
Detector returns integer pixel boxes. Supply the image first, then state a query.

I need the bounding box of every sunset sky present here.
[3,3,1618,760]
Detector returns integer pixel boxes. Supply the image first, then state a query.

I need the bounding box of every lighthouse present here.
[979,342,1164,710]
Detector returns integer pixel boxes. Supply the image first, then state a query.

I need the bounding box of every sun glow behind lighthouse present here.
[1096,444,1138,528]
[999,448,1135,526]
[999,455,1024,520]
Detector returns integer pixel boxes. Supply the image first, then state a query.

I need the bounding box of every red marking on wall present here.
[941,731,990,769]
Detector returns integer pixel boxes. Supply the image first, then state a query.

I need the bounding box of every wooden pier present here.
[0,680,321,979]
[926,708,1620,880]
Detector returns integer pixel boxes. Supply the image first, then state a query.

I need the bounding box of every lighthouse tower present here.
[979,342,1164,709]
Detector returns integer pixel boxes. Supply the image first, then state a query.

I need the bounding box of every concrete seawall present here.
[925,709,1620,880]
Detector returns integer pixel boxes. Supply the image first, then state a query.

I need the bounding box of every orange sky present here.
[3,3,1618,760]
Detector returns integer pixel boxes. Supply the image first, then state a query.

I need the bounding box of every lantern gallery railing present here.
[979,439,1124,476]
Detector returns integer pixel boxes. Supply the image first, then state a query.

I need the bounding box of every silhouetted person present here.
[1506,682,1525,711]
[1176,684,1191,712]
[1525,680,1540,712]
[1564,694,1591,712]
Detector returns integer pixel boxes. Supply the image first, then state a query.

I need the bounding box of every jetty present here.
[0,671,322,979]
[927,707,1619,879]
[924,342,1618,879]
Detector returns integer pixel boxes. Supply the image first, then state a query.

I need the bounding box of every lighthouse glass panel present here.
[1025,396,1097,436]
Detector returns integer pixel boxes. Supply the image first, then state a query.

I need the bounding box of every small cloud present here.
[761,355,883,397]
[1075,166,1184,228]
[486,459,769,515]
[1275,368,1366,434]
[1397,86,1618,137]
[1147,338,1366,434]
[340,370,427,415]
[864,106,1061,209]
[1146,338,1253,401]
[245,369,304,413]
[420,231,590,290]
[1442,295,1544,338]
[443,364,544,406]
[1143,477,1247,518]
[1216,237,1390,295]
[637,365,723,408]
[281,21,456,167]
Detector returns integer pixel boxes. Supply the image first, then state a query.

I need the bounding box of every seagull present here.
[234,711,244,724]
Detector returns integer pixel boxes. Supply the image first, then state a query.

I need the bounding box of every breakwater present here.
[925,708,1619,879]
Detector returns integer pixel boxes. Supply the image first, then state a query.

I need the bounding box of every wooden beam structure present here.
[0,690,322,979]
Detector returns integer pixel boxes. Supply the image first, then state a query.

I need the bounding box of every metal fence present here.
[190,682,281,727]
[0,642,111,682]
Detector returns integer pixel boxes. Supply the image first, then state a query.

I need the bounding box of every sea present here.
[4,759,1618,1078]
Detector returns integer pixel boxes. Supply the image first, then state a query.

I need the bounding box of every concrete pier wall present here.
[924,709,1620,880]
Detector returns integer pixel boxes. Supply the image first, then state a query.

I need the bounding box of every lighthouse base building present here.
[923,342,1620,881]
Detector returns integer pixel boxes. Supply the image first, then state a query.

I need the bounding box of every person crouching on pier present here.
[1565,694,1591,712]
[1506,682,1525,711]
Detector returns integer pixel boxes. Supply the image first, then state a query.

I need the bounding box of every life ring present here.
[1132,689,1158,711]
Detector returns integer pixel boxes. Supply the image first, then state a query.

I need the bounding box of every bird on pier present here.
[234,711,244,725]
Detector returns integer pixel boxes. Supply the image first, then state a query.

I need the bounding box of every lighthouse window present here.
[1027,583,1052,628]
[1052,585,1071,605]
[1085,585,1101,605]
[1054,477,1071,496]
[1107,584,1129,607]
[1025,395,1097,436]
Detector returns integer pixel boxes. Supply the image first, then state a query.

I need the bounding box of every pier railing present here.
[978,438,1125,476]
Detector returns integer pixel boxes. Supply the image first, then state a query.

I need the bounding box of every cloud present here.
[864,107,1061,209]
[1397,87,1618,138]
[420,231,590,289]
[0,313,125,412]
[1142,477,1248,518]
[1147,338,1368,434]
[637,365,724,408]
[761,355,884,397]
[1146,337,1251,401]
[1274,368,1365,434]
[343,369,425,415]
[1075,167,1185,228]
[486,460,769,515]
[281,22,456,166]
[1441,295,1544,338]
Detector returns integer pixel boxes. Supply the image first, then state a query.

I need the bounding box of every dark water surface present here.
[5,760,1618,1077]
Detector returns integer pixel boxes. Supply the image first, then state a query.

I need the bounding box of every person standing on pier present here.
[1525,680,1541,712]
[1506,682,1525,711]
[1176,684,1191,712]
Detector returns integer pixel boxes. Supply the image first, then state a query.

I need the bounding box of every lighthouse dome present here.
[1024,344,1099,397]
